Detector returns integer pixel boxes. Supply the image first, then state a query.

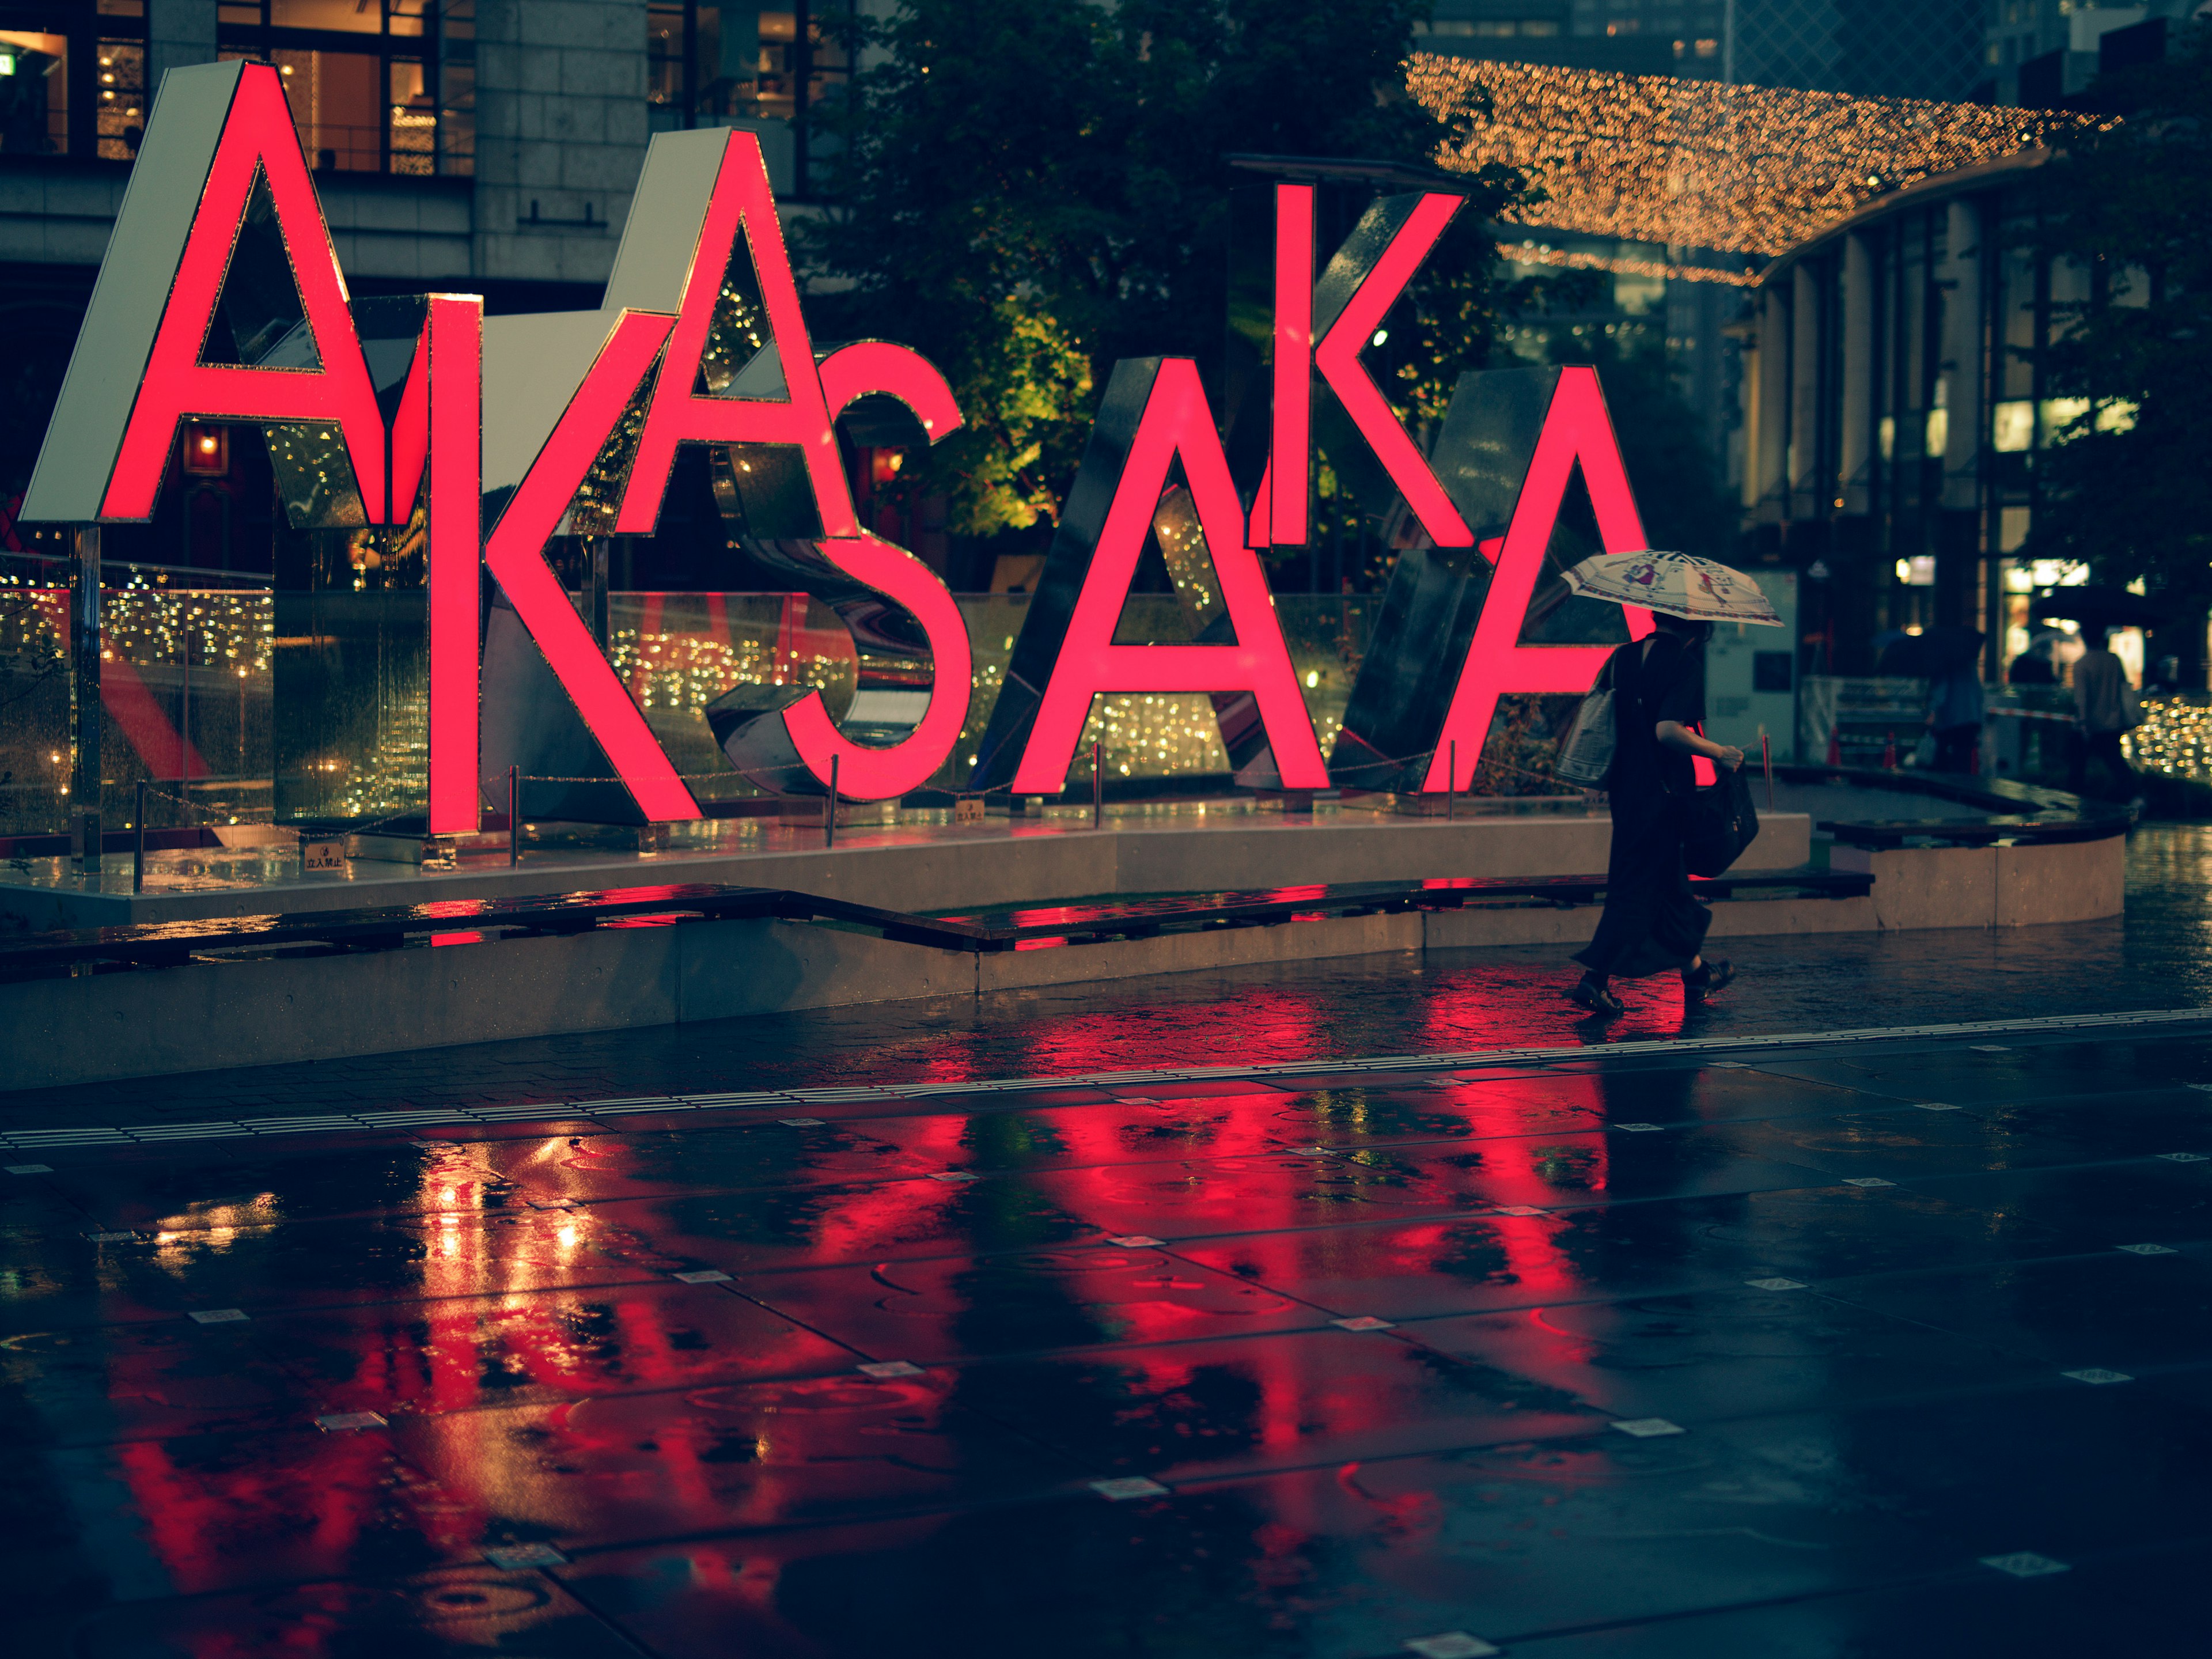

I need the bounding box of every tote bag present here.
[1554,685,1616,787]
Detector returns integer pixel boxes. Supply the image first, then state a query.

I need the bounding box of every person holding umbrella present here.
[2033,586,2157,802]
[1558,551,1784,1018]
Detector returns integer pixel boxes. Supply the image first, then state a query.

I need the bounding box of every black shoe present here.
[1684,959,1735,1003]
[1569,978,1625,1017]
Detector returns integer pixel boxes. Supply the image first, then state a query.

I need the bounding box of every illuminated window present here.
[1,9,147,160]
[2040,396,2090,437]
[214,0,459,175]
[649,2,850,197]
[1991,399,2034,452]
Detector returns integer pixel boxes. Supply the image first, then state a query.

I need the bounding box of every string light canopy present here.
[1408,54,2110,261]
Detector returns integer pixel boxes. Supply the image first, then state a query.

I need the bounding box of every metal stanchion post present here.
[1762,733,1774,810]
[826,755,839,849]
[508,766,521,867]
[1447,741,1457,821]
[71,525,103,872]
[1092,740,1103,829]
[132,778,145,894]
[588,536,610,647]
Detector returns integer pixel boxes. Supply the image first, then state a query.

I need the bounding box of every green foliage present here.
[2022,24,2212,601]
[807,0,1531,539]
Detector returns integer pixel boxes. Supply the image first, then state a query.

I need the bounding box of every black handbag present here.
[1683,764,1760,878]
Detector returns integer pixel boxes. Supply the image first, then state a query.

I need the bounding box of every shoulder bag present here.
[1554,657,1619,788]
[1684,762,1760,878]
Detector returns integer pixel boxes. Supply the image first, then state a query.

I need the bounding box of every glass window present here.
[96,36,146,158]
[271,0,385,33]
[217,0,463,175]
[0,32,69,156]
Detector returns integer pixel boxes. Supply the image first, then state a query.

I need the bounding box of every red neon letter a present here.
[98,62,387,521]
[1013,358,1327,796]
[614,128,853,537]
[1424,367,1653,793]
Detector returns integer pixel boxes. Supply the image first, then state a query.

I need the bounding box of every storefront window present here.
[1,4,147,158]
[217,0,463,174]
[0,32,69,156]
[649,1,849,196]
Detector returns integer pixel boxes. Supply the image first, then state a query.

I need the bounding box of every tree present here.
[2022,24,2212,624]
[807,0,1531,544]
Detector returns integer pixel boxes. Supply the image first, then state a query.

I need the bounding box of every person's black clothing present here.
[2071,730,2138,799]
[1934,724,1982,774]
[1574,633,1713,980]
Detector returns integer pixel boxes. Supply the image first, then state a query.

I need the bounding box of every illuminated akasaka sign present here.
[28,58,1663,827]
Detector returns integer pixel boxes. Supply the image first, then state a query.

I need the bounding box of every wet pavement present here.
[7,824,2212,1653]
[6,1008,2212,1655]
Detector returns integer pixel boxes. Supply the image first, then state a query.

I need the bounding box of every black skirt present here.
[1573,787,1711,978]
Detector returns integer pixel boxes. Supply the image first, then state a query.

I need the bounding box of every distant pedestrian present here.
[1926,660,1984,774]
[1567,612,1745,1018]
[2068,629,2142,801]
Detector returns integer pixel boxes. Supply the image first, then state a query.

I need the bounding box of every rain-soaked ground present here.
[5,829,2212,1654]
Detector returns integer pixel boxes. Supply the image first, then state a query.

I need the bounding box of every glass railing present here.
[0,590,1384,835]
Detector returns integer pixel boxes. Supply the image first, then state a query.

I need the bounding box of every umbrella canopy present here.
[2031,585,2165,629]
[1563,550,1783,626]
[1877,625,1984,676]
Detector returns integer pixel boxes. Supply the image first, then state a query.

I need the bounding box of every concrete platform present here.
[1,828,2126,1092]
[0,802,1815,930]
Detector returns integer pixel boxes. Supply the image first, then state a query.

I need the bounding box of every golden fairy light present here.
[1409,54,2108,259]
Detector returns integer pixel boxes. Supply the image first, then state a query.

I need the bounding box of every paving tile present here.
[469,1120,943,1205]
[1,1424,467,1606]
[17,1564,644,1657]
[573,1175,1104,1277]
[1410,1283,2051,1424]
[266,1281,857,1421]
[1507,1536,2212,1656]
[0,1319,307,1446]
[1173,1205,1747,1322]
[948,1325,1599,1481]
[392,1369,1077,1548]
[734,1245,1331,1363]
[1815,1249,2212,1374]
[43,1140,515,1231]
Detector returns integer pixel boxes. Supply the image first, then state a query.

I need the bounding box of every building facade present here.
[1983,0,2207,104]
[1740,150,2116,677]
[1420,0,1991,98]
[0,1,861,582]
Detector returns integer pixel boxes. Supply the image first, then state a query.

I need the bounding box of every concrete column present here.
[1789,262,1823,517]
[1839,232,1874,515]
[148,1,218,90]
[473,0,652,290]
[1754,285,1789,518]
[1941,200,1984,512]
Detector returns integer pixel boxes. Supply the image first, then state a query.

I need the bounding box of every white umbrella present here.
[1563,550,1784,626]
